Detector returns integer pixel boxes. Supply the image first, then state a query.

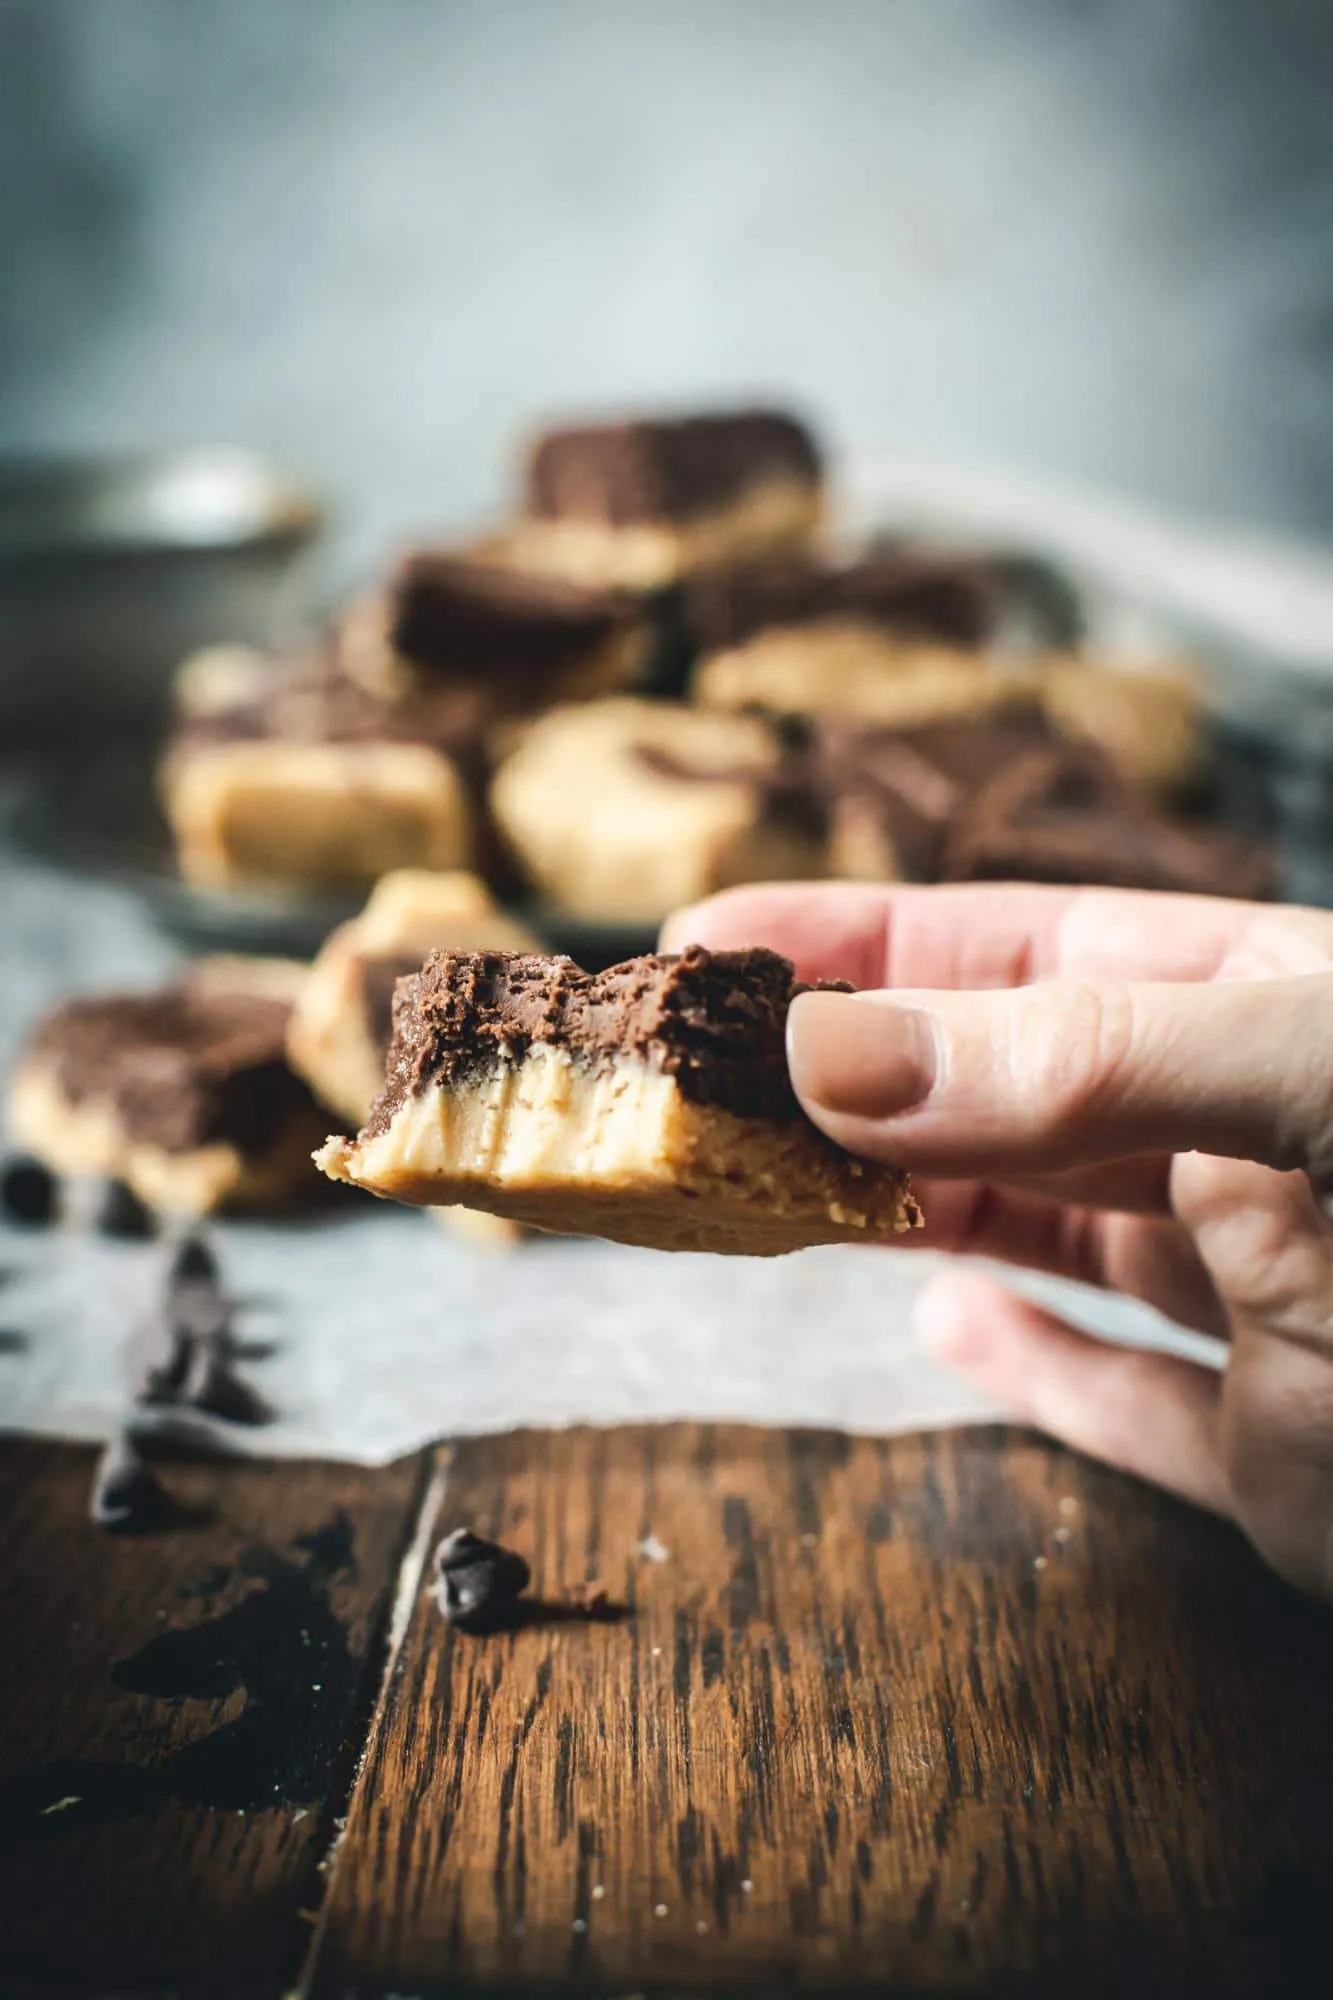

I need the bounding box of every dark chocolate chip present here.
[194,1354,275,1427]
[140,1322,205,1406]
[96,1179,157,1240]
[432,1527,532,1626]
[171,1234,220,1288]
[1,1156,58,1228]
[90,1435,180,1533]
[167,1233,230,1344]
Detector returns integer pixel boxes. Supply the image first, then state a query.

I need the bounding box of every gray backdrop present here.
[2,0,1332,581]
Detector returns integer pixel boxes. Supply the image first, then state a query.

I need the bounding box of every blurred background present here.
[3,0,1333,582]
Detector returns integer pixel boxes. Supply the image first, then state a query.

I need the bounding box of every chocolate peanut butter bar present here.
[808,708,1268,897]
[161,643,477,893]
[688,546,1024,726]
[9,959,328,1215]
[317,947,919,1254]
[380,551,647,706]
[489,697,828,923]
[507,409,825,589]
[816,706,1058,881]
[337,552,647,709]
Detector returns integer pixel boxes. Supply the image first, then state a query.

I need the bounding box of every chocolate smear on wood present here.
[0,1513,362,1830]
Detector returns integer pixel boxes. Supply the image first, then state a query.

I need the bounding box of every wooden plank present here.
[0,1437,427,1995]
[309,1424,1333,1998]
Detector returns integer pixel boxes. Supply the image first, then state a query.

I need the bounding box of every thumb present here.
[787,973,1333,1182]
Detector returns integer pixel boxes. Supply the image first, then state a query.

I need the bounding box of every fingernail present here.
[787,991,936,1120]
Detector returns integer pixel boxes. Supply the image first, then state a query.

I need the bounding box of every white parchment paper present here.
[0,1203,1227,1465]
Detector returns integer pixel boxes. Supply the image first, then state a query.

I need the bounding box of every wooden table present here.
[1,1423,1330,1998]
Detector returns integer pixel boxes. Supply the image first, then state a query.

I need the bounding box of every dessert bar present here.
[378,550,647,707]
[509,409,825,588]
[161,644,476,892]
[489,697,828,923]
[695,621,1038,729]
[685,548,1000,655]
[317,946,920,1255]
[10,958,327,1215]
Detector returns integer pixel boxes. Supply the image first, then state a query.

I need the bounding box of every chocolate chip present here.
[167,1233,230,1344]
[96,1179,156,1240]
[90,1435,178,1533]
[1,1156,58,1228]
[432,1528,531,1626]
[193,1354,275,1427]
[140,1321,205,1406]
[171,1234,220,1288]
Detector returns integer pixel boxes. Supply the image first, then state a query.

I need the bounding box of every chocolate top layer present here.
[686,549,1000,653]
[169,645,490,761]
[944,741,1276,899]
[30,986,316,1156]
[365,945,847,1136]
[813,705,1053,876]
[525,411,822,527]
[388,552,638,686]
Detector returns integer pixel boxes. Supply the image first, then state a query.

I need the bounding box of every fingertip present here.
[913,1268,1013,1373]
[658,886,779,954]
[657,906,699,952]
[917,1270,1229,1518]
[659,881,901,985]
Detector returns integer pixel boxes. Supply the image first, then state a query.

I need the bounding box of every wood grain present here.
[0,1437,426,1994]
[308,1424,1333,1999]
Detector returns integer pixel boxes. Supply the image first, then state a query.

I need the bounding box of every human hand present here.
[662,882,1333,1597]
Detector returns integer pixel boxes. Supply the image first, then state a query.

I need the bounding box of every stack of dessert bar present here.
[158,403,1265,925]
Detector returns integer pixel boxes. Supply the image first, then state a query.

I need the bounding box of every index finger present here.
[660,882,1333,992]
